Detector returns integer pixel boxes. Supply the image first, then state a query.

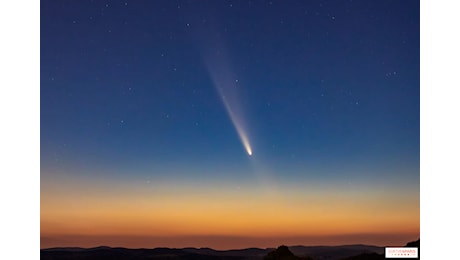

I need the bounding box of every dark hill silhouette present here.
[40,239,418,260]
[341,252,385,260]
[183,247,268,258]
[263,245,313,260]
[341,238,420,260]
[289,244,384,259]
[41,247,227,260]
[405,238,419,248]
[41,246,266,260]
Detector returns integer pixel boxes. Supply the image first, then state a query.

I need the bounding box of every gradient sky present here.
[41,0,420,249]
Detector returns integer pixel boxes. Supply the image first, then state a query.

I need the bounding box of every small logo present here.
[385,247,418,258]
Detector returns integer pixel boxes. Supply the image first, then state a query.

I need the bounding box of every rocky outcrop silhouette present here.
[263,245,313,260]
[405,238,419,248]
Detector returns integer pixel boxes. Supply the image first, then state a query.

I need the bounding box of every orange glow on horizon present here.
[41,172,419,249]
[41,183,419,244]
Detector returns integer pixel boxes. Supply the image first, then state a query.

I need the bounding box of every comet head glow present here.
[221,96,253,156]
[241,131,252,156]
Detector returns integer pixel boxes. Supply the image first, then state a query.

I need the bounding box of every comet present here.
[192,21,253,157]
[204,50,253,157]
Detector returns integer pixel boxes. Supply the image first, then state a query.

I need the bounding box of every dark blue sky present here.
[41,0,419,184]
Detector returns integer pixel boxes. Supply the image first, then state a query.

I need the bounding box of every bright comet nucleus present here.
[241,132,252,156]
[221,96,253,157]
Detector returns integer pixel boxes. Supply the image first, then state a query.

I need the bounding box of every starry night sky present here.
[41,0,420,249]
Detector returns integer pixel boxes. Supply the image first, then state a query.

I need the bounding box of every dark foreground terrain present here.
[41,239,419,260]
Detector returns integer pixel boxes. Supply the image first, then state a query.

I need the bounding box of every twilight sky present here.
[41,0,420,249]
